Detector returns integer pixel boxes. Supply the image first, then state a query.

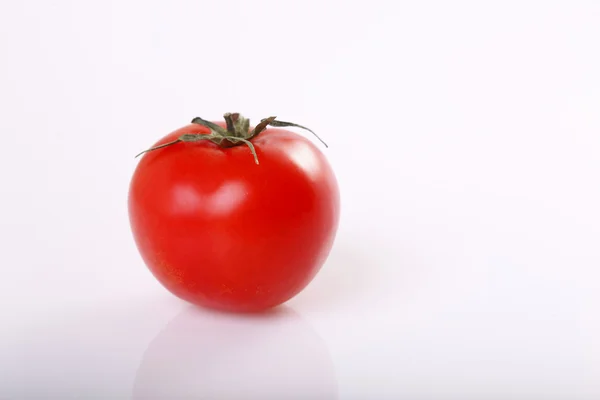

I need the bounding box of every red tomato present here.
[128,115,339,312]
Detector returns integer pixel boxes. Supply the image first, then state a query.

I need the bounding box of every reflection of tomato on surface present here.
[128,113,340,312]
[132,306,338,399]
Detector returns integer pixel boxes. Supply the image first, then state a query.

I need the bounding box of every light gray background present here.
[1,0,599,399]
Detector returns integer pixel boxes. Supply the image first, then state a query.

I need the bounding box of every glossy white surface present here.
[1,1,599,399]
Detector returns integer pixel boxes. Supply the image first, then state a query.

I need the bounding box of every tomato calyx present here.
[135,112,327,164]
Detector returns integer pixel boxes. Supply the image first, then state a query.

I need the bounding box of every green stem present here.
[223,113,235,135]
[225,136,259,164]
[135,112,327,164]
[135,139,181,158]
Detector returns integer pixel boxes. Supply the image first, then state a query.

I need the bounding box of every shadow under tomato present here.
[131,305,338,400]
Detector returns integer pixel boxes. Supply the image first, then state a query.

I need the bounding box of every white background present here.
[1,0,599,398]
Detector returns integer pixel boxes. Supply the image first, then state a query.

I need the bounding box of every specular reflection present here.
[132,306,337,399]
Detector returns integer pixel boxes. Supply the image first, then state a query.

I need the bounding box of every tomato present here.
[128,113,340,312]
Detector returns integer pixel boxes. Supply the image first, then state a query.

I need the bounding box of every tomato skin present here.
[128,122,339,312]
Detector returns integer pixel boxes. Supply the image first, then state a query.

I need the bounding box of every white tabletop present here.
[1,1,599,399]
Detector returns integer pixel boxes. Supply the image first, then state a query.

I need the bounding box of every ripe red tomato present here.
[128,114,340,312]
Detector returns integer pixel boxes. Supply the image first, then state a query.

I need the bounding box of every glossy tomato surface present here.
[128,122,340,312]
